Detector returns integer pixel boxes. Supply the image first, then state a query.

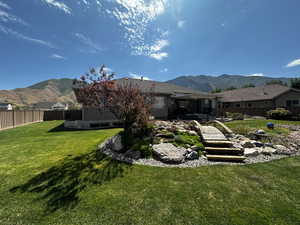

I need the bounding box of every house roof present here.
[32,102,56,109]
[216,84,299,102]
[52,102,66,108]
[114,78,215,98]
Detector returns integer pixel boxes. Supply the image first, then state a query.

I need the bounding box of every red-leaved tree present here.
[73,65,154,139]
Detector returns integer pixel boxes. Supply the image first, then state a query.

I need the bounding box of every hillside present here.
[0,78,76,108]
[167,74,292,92]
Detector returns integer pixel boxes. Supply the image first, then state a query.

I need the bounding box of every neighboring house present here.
[73,78,217,126]
[51,102,68,111]
[0,102,13,111]
[216,84,300,116]
[32,102,55,110]
[32,102,68,111]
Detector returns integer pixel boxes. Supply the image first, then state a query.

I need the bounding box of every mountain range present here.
[0,75,294,107]
[166,74,292,92]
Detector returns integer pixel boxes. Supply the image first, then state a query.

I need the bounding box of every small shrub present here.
[267,108,291,120]
[174,133,203,148]
[131,139,153,158]
[120,131,135,149]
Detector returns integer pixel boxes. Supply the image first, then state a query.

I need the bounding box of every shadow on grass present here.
[48,123,90,132]
[10,149,132,214]
[48,123,122,132]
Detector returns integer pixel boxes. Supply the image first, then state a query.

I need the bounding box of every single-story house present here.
[51,102,68,111]
[216,84,300,116]
[32,102,68,111]
[69,78,217,129]
[0,102,13,111]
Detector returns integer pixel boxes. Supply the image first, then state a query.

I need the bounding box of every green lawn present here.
[0,121,300,225]
[225,119,300,136]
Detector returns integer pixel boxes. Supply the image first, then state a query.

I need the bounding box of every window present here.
[236,104,240,108]
[248,103,252,108]
[153,97,165,109]
[287,100,299,107]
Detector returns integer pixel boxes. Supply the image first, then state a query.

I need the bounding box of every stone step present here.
[205,147,243,153]
[204,140,232,146]
[206,154,246,162]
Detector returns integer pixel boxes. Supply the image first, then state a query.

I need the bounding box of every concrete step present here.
[205,147,243,154]
[206,154,246,162]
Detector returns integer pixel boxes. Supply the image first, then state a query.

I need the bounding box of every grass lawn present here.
[225,119,300,136]
[0,121,300,225]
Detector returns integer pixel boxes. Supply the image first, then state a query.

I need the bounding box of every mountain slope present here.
[0,78,76,107]
[167,75,292,92]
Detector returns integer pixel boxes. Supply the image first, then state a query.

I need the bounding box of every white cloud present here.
[161,30,169,37]
[160,68,168,72]
[247,73,265,77]
[149,52,168,60]
[0,25,56,48]
[150,39,169,52]
[286,59,300,68]
[0,8,28,26]
[103,67,113,73]
[108,0,168,56]
[74,33,102,53]
[51,54,66,59]
[129,72,151,80]
[41,0,71,14]
[177,20,185,28]
[0,1,10,10]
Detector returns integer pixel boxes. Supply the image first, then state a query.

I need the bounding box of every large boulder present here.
[244,148,259,157]
[241,140,256,148]
[190,120,202,133]
[152,143,186,163]
[110,135,123,152]
[261,146,277,155]
[274,145,294,155]
[185,151,199,160]
[187,130,198,136]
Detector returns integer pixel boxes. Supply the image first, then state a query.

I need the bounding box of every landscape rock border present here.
[98,134,300,168]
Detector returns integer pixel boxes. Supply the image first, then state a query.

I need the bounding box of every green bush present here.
[174,133,203,148]
[131,139,153,158]
[267,108,292,120]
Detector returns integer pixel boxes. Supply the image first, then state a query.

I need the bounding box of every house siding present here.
[82,95,170,121]
[217,89,300,116]
[275,90,300,114]
[217,100,275,116]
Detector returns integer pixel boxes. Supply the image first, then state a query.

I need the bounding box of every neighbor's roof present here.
[216,84,299,102]
[115,78,215,98]
[52,102,66,107]
[32,102,56,109]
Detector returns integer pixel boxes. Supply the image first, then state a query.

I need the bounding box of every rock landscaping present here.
[98,120,300,168]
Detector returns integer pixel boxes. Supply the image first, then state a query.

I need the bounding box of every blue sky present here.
[0,0,300,89]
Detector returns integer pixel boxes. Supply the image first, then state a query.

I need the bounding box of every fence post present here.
[12,110,15,128]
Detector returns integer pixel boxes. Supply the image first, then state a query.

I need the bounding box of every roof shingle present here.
[216,84,297,102]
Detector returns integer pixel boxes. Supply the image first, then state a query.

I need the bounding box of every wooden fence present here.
[0,110,44,130]
[43,110,82,121]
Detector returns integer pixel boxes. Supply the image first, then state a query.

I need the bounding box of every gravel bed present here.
[100,146,300,168]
